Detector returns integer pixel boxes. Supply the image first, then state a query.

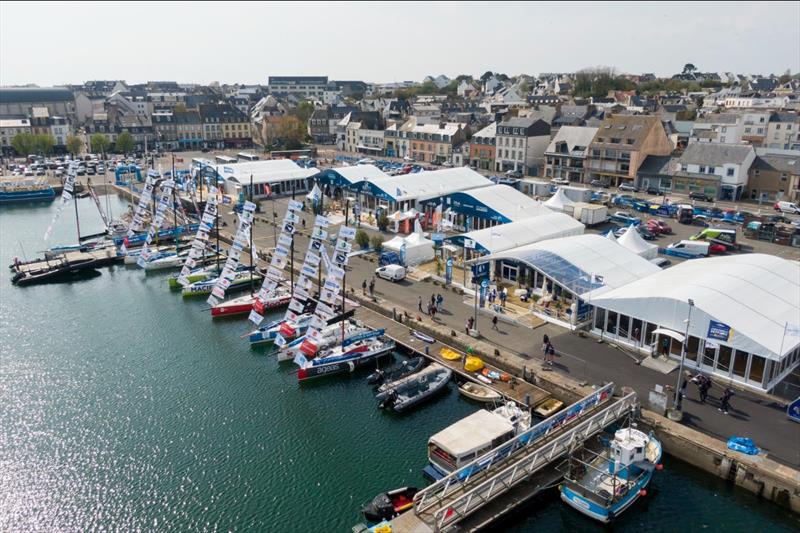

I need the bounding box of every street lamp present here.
[673,298,695,411]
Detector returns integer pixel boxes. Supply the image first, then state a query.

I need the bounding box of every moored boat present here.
[361,486,419,523]
[182,270,262,297]
[276,318,368,362]
[251,286,292,315]
[248,313,313,345]
[560,427,662,523]
[375,363,451,412]
[458,381,502,403]
[296,333,395,382]
[0,178,55,203]
[211,293,258,318]
[366,356,425,386]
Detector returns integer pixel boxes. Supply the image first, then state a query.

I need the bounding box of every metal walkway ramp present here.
[408,383,638,532]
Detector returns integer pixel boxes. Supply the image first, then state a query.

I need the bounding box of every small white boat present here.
[458,381,502,403]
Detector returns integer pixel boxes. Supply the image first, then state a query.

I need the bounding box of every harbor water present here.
[1,197,798,532]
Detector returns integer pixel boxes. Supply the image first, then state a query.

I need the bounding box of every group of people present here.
[418,293,444,320]
[487,287,508,307]
[361,278,376,297]
[674,372,735,415]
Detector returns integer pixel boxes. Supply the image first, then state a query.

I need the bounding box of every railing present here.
[428,391,638,531]
[414,384,616,516]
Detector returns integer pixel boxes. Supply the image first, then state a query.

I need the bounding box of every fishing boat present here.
[276,318,368,362]
[248,313,313,345]
[361,486,419,523]
[375,363,451,412]
[458,381,502,403]
[0,178,55,203]
[560,427,662,523]
[182,270,262,297]
[366,356,425,386]
[296,333,395,382]
[251,286,292,315]
[211,293,259,318]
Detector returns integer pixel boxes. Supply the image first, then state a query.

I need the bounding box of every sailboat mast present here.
[73,175,81,243]
[249,173,254,293]
[341,198,349,343]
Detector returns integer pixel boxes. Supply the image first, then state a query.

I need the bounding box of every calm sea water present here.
[1,197,798,532]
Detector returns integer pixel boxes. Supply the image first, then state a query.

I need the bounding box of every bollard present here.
[524,394,531,408]
[425,345,429,355]
[523,365,527,381]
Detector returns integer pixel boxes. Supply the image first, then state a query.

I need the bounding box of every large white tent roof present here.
[448,184,552,222]
[544,188,575,211]
[617,225,658,259]
[222,159,319,185]
[327,164,390,184]
[377,167,492,202]
[477,234,660,297]
[452,213,585,254]
[589,254,800,360]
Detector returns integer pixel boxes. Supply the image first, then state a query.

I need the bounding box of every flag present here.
[306,183,322,203]
[274,333,287,347]
[293,351,308,368]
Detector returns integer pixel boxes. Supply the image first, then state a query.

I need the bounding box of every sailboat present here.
[248,313,314,345]
[276,318,369,362]
[295,329,396,382]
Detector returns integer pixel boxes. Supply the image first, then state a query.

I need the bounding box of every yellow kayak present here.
[464,355,484,373]
[440,347,462,360]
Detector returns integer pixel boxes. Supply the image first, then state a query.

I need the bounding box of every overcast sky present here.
[1,1,798,87]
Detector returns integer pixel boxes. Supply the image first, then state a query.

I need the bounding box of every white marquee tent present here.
[543,188,576,213]
[617,225,658,259]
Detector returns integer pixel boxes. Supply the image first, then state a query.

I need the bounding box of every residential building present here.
[544,126,598,182]
[740,111,772,146]
[308,108,331,144]
[174,110,203,150]
[0,117,31,155]
[344,121,384,156]
[585,115,673,187]
[724,95,789,109]
[636,154,677,193]
[494,117,551,176]
[452,142,470,167]
[748,148,800,202]
[199,104,252,149]
[0,87,75,119]
[267,76,328,99]
[766,113,800,150]
[469,122,497,171]
[672,143,755,200]
[49,116,70,149]
[405,120,469,164]
[152,110,177,150]
[690,113,743,144]
[336,111,382,151]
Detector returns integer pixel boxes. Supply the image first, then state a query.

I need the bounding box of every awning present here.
[357,145,383,152]
[652,328,684,343]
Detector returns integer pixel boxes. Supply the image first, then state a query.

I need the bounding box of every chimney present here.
[439,122,445,129]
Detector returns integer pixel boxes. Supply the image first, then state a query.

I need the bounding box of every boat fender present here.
[639,489,647,497]
[348,361,355,372]
[656,464,664,471]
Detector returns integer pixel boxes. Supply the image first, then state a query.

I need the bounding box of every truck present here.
[560,185,593,203]
[662,240,709,258]
[689,228,739,251]
[677,204,694,224]
[571,202,608,226]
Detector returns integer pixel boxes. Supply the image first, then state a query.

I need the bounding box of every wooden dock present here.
[354,306,551,409]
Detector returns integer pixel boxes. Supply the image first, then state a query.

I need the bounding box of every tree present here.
[778,69,792,85]
[370,234,383,252]
[355,229,370,250]
[456,74,473,83]
[66,135,83,156]
[682,63,697,75]
[90,133,110,155]
[33,134,55,155]
[275,116,307,150]
[116,132,135,154]
[480,71,494,82]
[10,132,36,156]
[377,211,389,232]
[443,80,459,96]
[292,100,315,124]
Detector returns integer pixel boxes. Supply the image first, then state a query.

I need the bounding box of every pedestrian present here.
[436,293,443,311]
[418,296,423,313]
[719,387,734,415]
[676,377,688,410]
[661,337,670,356]
[369,279,375,296]
[465,319,470,336]
[492,315,499,331]
[501,287,508,307]
[431,294,436,308]
[362,279,367,295]
[301,218,306,228]
[430,305,436,320]
[468,316,474,332]
[546,342,556,365]
[699,376,711,404]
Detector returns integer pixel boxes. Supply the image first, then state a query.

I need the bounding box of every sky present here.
[1,1,798,87]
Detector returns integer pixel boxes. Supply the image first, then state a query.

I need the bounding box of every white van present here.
[774,201,800,214]
[667,240,709,257]
[375,264,406,282]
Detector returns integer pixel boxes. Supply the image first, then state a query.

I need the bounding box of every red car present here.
[645,219,672,235]
[709,243,727,254]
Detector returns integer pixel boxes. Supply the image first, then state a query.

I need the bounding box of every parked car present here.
[636,226,656,240]
[610,211,640,225]
[646,219,672,234]
[774,201,800,214]
[649,257,671,268]
[357,158,376,165]
[551,177,569,185]
[375,264,406,282]
[689,191,713,202]
[505,169,523,179]
[590,179,606,188]
[54,168,64,177]
[645,186,661,195]
[618,183,638,192]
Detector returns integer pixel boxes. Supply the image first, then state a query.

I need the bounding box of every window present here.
[717,345,732,374]
[776,124,781,130]
[626,138,634,145]
[727,168,734,177]
[707,166,715,174]
[699,166,706,173]
[611,138,621,144]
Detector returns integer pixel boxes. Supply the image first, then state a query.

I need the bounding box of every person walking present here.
[436,293,443,311]
[368,279,375,296]
[501,287,508,307]
[362,279,367,295]
[492,315,499,331]
[699,375,712,404]
[418,296,423,313]
[545,341,556,366]
[465,319,471,336]
[661,337,670,356]
[676,377,688,410]
[719,387,734,415]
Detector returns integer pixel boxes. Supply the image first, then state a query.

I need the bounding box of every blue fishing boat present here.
[560,426,662,523]
[0,178,55,203]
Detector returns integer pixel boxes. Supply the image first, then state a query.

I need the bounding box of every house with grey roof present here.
[766,112,800,150]
[544,126,599,183]
[690,113,744,144]
[748,148,800,202]
[495,117,551,176]
[673,143,755,200]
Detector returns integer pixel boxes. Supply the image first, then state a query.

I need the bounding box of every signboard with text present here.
[707,320,733,342]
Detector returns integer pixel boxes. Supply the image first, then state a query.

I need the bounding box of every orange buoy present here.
[639,489,647,497]
[656,463,664,471]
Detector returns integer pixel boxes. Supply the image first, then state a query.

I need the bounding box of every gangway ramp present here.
[397,384,638,531]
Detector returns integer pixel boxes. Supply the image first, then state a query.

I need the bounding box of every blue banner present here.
[342,329,384,347]
[471,262,489,284]
[707,320,732,342]
[788,397,800,424]
[445,258,453,284]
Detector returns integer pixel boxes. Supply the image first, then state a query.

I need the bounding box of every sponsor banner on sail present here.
[320,289,338,305]
[300,263,318,277]
[44,165,78,240]
[293,286,310,301]
[287,199,303,211]
[288,298,305,314]
[338,226,357,240]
